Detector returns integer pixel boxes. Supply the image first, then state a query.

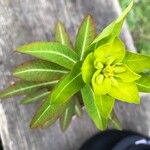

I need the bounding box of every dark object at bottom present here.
[79,130,150,150]
[0,138,3,150]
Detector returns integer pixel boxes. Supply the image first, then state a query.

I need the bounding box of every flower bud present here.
[94,60,104,70]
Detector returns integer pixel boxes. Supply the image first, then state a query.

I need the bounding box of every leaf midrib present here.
[3,81,58,97]
[110,84,136,101]
[54,72,81,100]
[14,69,68,75]
[25,50,77,64]
[91,89,103,128]
[32,73,81,127]
[58,24,65,45]
[136,83,150,89]
[95,103,103,128]
[22,91,50,104]
[100,96,105,117]
[62,108,69,128]
[80,18,90,60]
[32,103,52,127]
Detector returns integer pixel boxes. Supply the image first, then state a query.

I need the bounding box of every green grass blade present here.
[55,21,72,48]
[75,15,96,60]
[0,80,57,99]
[13,60,68,82]
[17,42,79,70]
[20,89,50,104]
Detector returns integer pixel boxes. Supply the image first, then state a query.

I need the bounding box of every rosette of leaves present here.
[0,0,150,131]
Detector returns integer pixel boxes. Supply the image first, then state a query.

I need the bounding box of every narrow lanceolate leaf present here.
[75,15,96,60]
[59,99,75,131]
[50,62,85,104]
[17,42,79,70]
[20,89,50,104]
[55,21,72,48]
[13,60,68,82]
[0,80,57,99]
[30,98,68,128]
[30,62,84,128]
[90,0,133,49]
[74,99,82,117]
[136,74,150,92]
[81,85,108,130]
[109,111,122,130]
[42,100,79,129]
[95,95,115,118]
[123,51,150,73]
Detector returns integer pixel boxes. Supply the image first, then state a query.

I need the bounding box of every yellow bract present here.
[81,37,141,102]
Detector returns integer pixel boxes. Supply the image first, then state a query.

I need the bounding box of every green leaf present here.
[0,81,57,99]
[50,62,85,104]
[81,85,108,130]
[41,119,52,128]
[13,60,68,82]
[55,21,72,48]
[136,74,150,92]
[94,95,115,118]
[74,99,82,117]
[59,99,75,131]
[42,97,82,128]
[94,38,125,64]
[81,52,95,84]
[123,51,150,73]
[115,64,141,82]
[90,0,133,48]
[75,15,96,60]
[30,98,68,128]
[20,89,50,104]
[39,61,84,128]
[17,42,79,70]
[108,81,140,104]
[92,70,111,95]
[109,111,122,130]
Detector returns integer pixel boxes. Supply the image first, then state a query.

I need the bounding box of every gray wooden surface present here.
[0,0,150,150]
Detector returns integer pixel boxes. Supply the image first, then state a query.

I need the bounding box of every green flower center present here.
[94,59,115,79]
[103,65,114,77]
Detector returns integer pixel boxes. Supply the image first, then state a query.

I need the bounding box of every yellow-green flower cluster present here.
[82,38,141,103]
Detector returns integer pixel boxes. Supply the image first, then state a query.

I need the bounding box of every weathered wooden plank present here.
[0,0,149,150]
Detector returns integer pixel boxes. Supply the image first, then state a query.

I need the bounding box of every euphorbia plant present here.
[0,0,150,131]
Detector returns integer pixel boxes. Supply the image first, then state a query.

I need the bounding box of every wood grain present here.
[0,0,149,149]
